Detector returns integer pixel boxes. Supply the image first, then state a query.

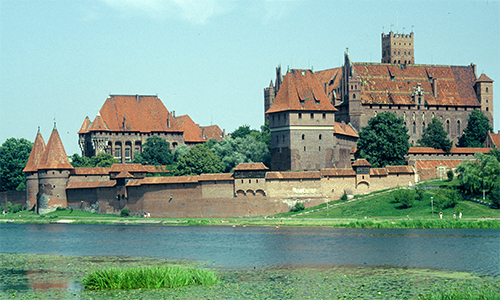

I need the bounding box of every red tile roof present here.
[320,168,356,176]
[486,131,500,148]
[78,117,91,134]
[476,73,493,83]
[415,160,463,170]
[115,171,134,179]
[450,148,490,154]
[143,165,170,173]
[408,147,490,155]
[66,181,116,189]
[266,171,321,180]
[198,173,234,181]
[23,129,46,172]
[315,67,343,100]
[174,115,205,143]
[110,164,147,173]
[91,95,182,133]
[233,163,269,171]
[386,166,414,174]
[352,159,371,167]
[88,113,109,132]
[352,63,480,107]
[38,126,74,170]
[334,122,358,138]
[201,125,224,141]
[71,167,110,175]
[266,69,338,113]
[127,175,199,186]
[370,168,388,176]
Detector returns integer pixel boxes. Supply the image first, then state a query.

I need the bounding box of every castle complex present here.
[265,31,493,171]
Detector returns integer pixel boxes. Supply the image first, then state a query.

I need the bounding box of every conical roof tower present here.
[38,123,74,170]
[23,127,46,172]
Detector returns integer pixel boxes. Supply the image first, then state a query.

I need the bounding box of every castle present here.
[265,31,494,171]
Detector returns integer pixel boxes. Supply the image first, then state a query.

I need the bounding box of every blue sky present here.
[1,0,499,156]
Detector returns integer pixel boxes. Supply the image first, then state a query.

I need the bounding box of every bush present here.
[446,170,454,181]
[433,188,460,210]
[393,188,415,208]
[340,193,348,202]
[10,204,23,213]
[490,180,500,208]
[120,208,130,217]
[290,202,305,212]
[415,186,425,201]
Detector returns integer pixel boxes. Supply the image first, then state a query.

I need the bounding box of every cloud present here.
[99,0,232,24]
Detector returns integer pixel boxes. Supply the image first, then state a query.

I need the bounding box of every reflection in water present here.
[1,224,499,278]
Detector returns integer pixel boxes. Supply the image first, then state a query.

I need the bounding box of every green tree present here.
[433,188,460,210]
[0,138,33,191]
[458,109,493,147]
[393,188,415,208]
[456,153,500,194]
[211,135,270,172]
[70,153,118,167]
[175,144,224,176]
[417,117,452,152]
[134,136,174,166]
[230,125,255,139]
[355,112,410,167]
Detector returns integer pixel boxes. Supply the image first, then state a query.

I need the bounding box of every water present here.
[1,223,499,276]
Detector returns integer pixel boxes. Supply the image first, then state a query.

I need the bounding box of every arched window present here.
[422,122,425,132]
[302,134,305,140]
[486,87,489,93]
[319,134,322,140]
[352,94,356,99]
[457,120,461,135]
[446,120,450,133]
[412,122,416,134]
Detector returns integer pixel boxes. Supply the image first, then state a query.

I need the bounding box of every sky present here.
[1,0,499,156]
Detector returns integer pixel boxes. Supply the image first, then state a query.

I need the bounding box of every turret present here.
[36,123,74,214]
[475,73,494,128]
[22,127,46,210]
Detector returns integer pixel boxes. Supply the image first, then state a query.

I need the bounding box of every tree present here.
[417,117,452,152]
[355,112,410,168]
[70,153,118,167]
[211,135,270,172]
[175,144,224,176]
[134,136,174,166]
[393,188,415,208]
[230,125,255,139]
[456,152,500,195]
[458,109,492,147]
[0,138,33,191]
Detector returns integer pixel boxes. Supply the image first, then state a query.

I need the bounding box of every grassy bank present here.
[1,254,498,299]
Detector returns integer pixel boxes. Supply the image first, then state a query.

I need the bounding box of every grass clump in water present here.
[82,265,218,290]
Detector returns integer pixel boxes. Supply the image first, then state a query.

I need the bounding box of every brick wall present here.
[1,190,26,211]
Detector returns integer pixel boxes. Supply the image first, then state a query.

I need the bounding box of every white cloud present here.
[99,0,232,24]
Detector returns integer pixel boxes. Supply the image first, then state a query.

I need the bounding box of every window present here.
[412,122,416,134]
[486,87,489,93]
[298,113,302,119]
[302,134,305,140]
[352,94,356,99]
[304,146,306,151]
[319,134,322,140]
[319,146,321,151]
[310,113,314,119]
[115,148,121,158]
[322,113,326,119]
[446,120,450,133]
[457,120,461,135]
[422,122,425,132]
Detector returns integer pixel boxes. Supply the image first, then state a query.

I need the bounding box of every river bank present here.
[1,253,498,300]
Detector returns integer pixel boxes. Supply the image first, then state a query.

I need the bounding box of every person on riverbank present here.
[459,211,462,219]
[453,211,456,219]
[439,211,443,219]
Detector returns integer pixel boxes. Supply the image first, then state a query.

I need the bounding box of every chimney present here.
[471,63,477,79]
[136,94,139,102]
[432,78,437,98]
[172,110,175,118]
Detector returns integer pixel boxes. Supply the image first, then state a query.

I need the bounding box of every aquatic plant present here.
[82,266,218,290]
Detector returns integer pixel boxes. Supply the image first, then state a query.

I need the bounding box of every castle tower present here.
[381,31,414,64]
[475,73,494,128]
[266,69,337,171]
[36,123,74,214]
[22,127,46,210]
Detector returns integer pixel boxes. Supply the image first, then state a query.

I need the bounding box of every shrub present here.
[490,180,500,208]
[433,188,460,210]
[393,188,415,208]
[291,202,305,212]
[56,207,66,211]
[446,170,454,181]
[120,208,130,217]
[415,186,425,201]
[340,193,348,202]
[10,203,23,213]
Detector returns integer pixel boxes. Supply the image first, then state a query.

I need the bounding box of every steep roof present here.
[315,67,343,100]
[476,73,493,83]
[38,126,74,170]
[351,63,480,107]
[94,95,181,133]
[23,128,46,172]
[334,122,358,138]
[88,113,108,132]
[200,125,224,141]
[174,115,205,143]
[486,131,500,148]
[78,117,91,134]
[352,159,371,167]
[266,69,338,113]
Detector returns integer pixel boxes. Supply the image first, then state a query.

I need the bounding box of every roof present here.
[115,171,134,179]
[78,117,91,134]
[200,125,224,141]
[86,95,182,133]
[71,167,110,175]
[476,73,493,83]
[333,122,358,138]
[320,168,356,176]
[142,165,170,173]
[37,126,74,170]
[386,166,414,174]
[23,129,46,172]
[233,163,269,171]
[174,115,205,143]
[351,63,480,107]
[198,173,234,181]
[66,181,116,189]
[370,168,388,176]
[266,171,321,180]
[415,160,463,171]
[110,164,147,173]
[408,147,490,155]
[127,175,199,186]
[486,131,500,148]
[266,69,338,114]
[352,159,371,167]
[315,67,343,100]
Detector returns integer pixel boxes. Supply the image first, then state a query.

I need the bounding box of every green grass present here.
[418,284,500,300]
[82,266,218,290]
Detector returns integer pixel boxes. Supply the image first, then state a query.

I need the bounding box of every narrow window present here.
[322,113,326,119]
[446,120,450,133]
[319,134,322,140]
[412,122,416,134]
[310,113,314,119]
[302,134,305,140]
[319,146,321,151]
[457,120,461,135]
[249,180,251,183]
[486,87,489,93]
[298,113,302,119]
[304,146,306,151]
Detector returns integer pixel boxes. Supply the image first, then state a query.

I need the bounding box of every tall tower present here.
[475,73,494,128]
[381,31,414,64]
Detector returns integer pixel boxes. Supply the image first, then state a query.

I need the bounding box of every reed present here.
[344,219,500,229]
[82,266,218,290]
[419,285,500,299]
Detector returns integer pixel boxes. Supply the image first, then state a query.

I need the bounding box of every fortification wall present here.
[1,190,26,210]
